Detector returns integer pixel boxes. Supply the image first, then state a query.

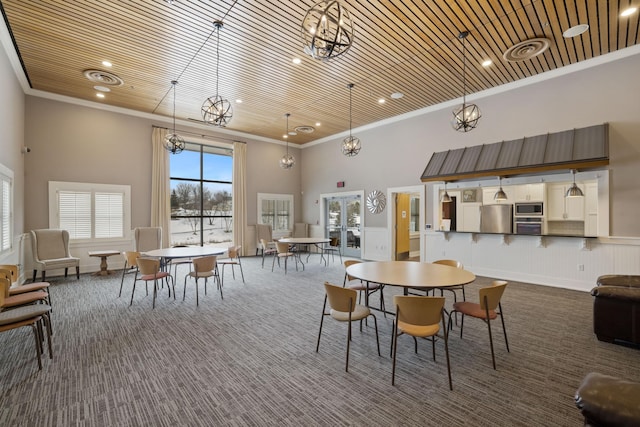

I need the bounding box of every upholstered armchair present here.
[30,229,80,282]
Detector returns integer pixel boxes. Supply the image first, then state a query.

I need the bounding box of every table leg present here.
[94,256,111,276]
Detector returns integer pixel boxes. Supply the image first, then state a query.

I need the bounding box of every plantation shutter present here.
[58,191,91,239]
[95,192,124,238]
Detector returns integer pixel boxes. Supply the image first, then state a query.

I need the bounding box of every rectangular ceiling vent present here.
[420,123,609,182]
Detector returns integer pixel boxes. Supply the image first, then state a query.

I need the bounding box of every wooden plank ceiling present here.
[1,0,638,144]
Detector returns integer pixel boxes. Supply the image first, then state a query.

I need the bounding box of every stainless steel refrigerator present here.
[480,204,513,234]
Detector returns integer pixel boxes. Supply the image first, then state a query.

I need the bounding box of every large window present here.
[170,142,233,246]
[258,193,293,236]
[48,181,131,240]
[0,164,13,254]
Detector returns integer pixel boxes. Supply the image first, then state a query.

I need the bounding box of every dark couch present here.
[591,275,640,345]
[575,372,640,426]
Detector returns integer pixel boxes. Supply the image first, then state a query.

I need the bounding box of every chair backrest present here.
[192,255,216,273]
[227,246,241,259]
[31,229,71,261]
[134,227,162,252]
[394,295,445,326]
[136,257,160,276]
[260,239,272,251]
[343,260,362,283]
[293,223,309,238]
[324,282,357,313]
[433,259,464,269]
[123,251,140,268]
[276,241,290,254]
[479,281,508,311]
[256,224,273,246]
[0,265,18,284]
[330,237,339,247]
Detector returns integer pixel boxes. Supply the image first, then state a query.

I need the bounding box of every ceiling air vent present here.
[294,125,315,134]
[503,38,551,62]
[82,69,124,86]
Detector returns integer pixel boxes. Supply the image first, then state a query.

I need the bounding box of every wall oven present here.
[514,217,543,235]
[514,202,543,216]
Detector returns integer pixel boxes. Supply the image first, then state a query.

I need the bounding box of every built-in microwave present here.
[514,202,543,216]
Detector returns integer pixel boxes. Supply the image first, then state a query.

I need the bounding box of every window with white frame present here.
[0,164,13,254]
[257,193,293,234]
[49,181,131,240]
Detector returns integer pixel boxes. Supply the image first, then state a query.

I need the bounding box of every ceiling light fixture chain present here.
[280,113,295,169]
[164,80,185,154]
[452,31,481,132]
[202,20,233,127]
[341,83,361,156]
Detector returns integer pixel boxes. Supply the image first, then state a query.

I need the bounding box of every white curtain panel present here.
[233,141,247,255]
[151,127,171,248]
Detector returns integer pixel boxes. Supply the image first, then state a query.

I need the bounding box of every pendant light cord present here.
[461,32,467,106]
[172,81,177,133]
[215,23,220,96]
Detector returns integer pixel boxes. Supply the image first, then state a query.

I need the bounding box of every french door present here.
[324,194,361,258]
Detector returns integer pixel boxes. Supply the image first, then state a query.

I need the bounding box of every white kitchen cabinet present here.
[482,186,513,204]
[584,182,598,236]
[513,183,545,202]
[547,183,585,221]
[460,203,481,232]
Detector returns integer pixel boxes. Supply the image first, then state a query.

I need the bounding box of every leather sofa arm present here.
[596,275,640,288]
[575,372,640,426]
[591,286,640,302]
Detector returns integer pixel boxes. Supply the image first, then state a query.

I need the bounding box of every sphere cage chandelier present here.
[280,113,295,169]
[164,80,185,155]
[202,20,233,127]
[301,1,354,62]
[342,83,361,157]
[452,31,481,132]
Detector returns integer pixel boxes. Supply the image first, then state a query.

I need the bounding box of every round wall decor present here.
[366,190,386,214]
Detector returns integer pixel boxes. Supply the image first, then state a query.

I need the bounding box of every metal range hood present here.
[420,124,609,182]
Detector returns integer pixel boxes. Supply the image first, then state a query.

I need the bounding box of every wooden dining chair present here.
[316,282,380,372]
[0,264,51,306]
[272,241,299,274]
[260,239,277,268]
[217,246,244,287]
[343,260,385,314]
[183,255,221,306]
[448,280,509,369]
[0,302,53,371]
[131,257,173,309]
[391,295,452,389]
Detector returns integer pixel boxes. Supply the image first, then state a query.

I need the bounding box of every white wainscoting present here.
[362,227,389,261]
[425,231,640,292]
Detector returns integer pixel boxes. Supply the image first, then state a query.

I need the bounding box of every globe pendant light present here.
[301,1,354,62]
[441,182,452,203]
[494,176,508,201]
[452,31,481,132]
[566,169,584,197]
[341,83,361,157]
[164,80,185,154]
[280,113,295,169]
[202,20,233,127]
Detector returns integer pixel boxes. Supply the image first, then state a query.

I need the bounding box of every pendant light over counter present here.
[201,20,233,127]
[452,31,481,132]
[164,80,185,154]
[441,182,452,203]
[280,113,295,169]
[566,169,584,197]
[494,177,508,201]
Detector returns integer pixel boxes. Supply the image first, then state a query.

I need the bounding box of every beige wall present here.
[0,34,25,264]
[300,49,640,238]
[23,97,302,233]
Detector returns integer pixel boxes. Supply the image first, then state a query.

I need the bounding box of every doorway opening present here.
[388,185,425,262]
[323,193,362,259]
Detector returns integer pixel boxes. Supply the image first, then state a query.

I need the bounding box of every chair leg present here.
[485,303,496,370]
[183,276,188,301]
[33,269,37,283]
[76,266,80,279]
[271,255,277,272]
[370,313,381,356]
[152,279,157,309]
[316,297,327,352]
[129,280,137,306]
[41,271,46,283]
[442,315,453,390]
[392,322,399,385]
[64,268,68,278]
[31,322,43,370]
[499,303,510,352]
[196,278,199,306]
[346,317,352,372]
[119,264,128,297]
[238,261,245,283]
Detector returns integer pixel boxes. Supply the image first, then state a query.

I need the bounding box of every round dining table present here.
[346,261,476,313]
[143,246,227,277]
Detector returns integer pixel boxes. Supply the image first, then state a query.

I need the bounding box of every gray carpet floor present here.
[1,254,639,426]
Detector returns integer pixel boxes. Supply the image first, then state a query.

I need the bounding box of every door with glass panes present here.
[325,195,361,258]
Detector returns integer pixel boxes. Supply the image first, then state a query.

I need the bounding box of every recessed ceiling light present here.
[102,61,112,67]
[96,93,105,98]
[390,92,404,99]
[283,134,288,138]
[94,85,111,92]
[235,99,243,103]
[315,122,321,126]
[563,24,589,38]
[621,7,638,17]
[481,59,492,67]
[288,131,298,136]
[378,98,385,104]
[292,58,301,64]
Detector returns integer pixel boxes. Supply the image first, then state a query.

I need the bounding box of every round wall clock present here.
[366,190,386,214]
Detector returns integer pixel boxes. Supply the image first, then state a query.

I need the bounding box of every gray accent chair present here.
[30,229,80,282]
